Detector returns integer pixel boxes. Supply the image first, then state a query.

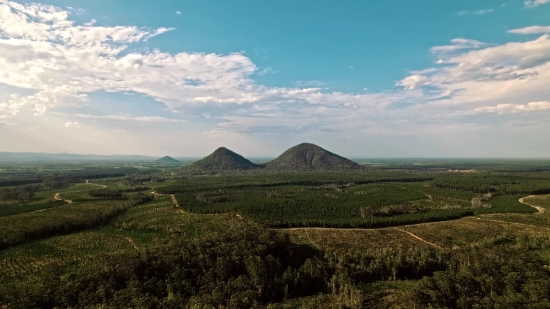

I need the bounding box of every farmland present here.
[0,159,550,308]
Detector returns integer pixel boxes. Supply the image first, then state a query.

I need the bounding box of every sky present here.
[1,0,550,158]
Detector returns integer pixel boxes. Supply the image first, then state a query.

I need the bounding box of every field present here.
[1,160,550,308]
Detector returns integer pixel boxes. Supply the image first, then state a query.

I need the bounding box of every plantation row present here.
[0,193,153,250]
[156,172,433,194]
[431,173,550,194]
[0,200,67,217]
[172,181,537,228]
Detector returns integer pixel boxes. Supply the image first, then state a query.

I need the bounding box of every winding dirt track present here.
[53,193,72,204]
[151,192,179,208]
[394,228,443,250]
[124,237,139,250]
[519,195,546,214]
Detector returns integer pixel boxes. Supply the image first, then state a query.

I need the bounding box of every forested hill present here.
[266,143,363,170]
[154,156,180,165]
[185,147,262,171]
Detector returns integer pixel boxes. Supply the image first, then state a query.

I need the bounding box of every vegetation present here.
[154,156,181,165]
[1,159,550,308]
[266,143,362,170]
[185,147,263,172]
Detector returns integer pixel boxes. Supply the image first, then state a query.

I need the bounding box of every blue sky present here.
[1,0,550,157]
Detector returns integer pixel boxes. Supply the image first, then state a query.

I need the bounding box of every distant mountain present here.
[186,147,262,171]
[0,152,157,162]
[154,156,180,165]
[266,143,363,170]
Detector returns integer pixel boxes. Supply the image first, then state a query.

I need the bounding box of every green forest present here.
[1,159,550,308]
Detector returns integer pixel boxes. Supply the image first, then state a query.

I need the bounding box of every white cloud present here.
[175,11,182,15]
[474,101,550,114]
[1,1,550,156]
[509,26,550,35]
[431,38,487,53]
[75,114,188,123]
[0,0,392,123]
[457,9,494,16]
[525,0,550,7]
[397,75,429,90]
[474,9,494,15]
[64,121,80,128]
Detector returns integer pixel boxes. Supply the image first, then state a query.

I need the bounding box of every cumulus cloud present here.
[175,11,182,15]
[0,0,393,127]
[397,34,550,108]
[396,75,430,90]
[525,0,550,7]
[509,26,550,35]
[64,121,80,128]
[474,101,550,114]
[1,0,550,154]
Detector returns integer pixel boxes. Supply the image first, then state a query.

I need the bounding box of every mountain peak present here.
[155,156,180,165]
[186,147,261,171]
[266,143,362,170]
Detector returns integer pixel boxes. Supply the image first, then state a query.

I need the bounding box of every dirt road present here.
[519,195,546,214]
[394,228,443,250]
[53,193,72,204]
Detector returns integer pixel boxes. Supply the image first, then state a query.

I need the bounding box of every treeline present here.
[155,172,432,194]
[432,173,550,195]
[174,189,474,228]
[88,187,149,198]
[0,185,40,203]
[0,200,67,217]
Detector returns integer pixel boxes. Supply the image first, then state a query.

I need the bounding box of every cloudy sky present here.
[1,0,549,157]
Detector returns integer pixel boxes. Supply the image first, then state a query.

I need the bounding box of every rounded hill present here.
[266,143,362,170]
[186,147,262,171]
[155,156,180,165]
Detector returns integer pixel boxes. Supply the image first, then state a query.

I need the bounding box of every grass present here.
[284,227,435,251]
[400,216,549,248]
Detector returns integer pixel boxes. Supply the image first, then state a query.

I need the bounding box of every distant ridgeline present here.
[182,143,363,173]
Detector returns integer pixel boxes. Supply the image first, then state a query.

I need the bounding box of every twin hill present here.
[184,143,362,172]
[266,143,362,170]
[154,156,180,165]
[186,147,262,171]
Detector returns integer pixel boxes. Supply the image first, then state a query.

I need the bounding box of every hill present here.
[155,156,181,165]
[186,147,262,171]
[266,143,362,170]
